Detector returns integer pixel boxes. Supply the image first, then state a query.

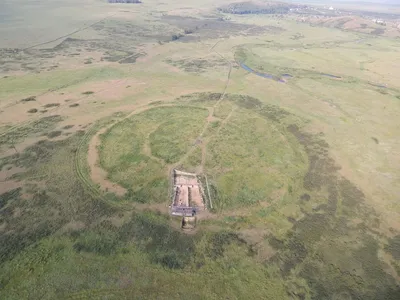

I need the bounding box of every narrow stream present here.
[240,62,343,82]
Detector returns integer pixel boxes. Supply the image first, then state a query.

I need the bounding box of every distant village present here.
[218,1,400,35]
[108,0,141,3]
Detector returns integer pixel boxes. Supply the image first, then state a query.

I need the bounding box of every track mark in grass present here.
[149,100,163,106]
[0,130,120,267]
[82,91,94,95]
[27,108,38,113]
[69,103,79,108]
[45,131,62,139]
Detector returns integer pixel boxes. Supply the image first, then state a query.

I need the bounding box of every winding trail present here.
[172,106,213,170]
[169,39,234,174]
[198,40,234,173]
[84,104,173,198]
[199,106,236,173]
[87,126,127,196]
[75,37,234,212]
[85,103,213,199]
[142,130,165,164]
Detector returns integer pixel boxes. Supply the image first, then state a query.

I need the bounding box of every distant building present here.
[329,6,334,10]
[108,0,141,3]
[373,19,386,26]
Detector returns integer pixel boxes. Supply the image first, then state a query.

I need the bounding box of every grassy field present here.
[0,67,130,99]
[98,93,307,209]
[0,0,399,299]
[99,106,209,203]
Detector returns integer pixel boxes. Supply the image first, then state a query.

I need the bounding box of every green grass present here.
[213,99,234,119]
[1,3,400,298]
[0,130,290,298]
[99,106,208,203]
[74,112,129,204]
[181,146,202,172]
[206,108,306,208]
[98,94,307,209]
[165,57,226,73]
[0,66,129,99]
[0,131,114,267]
[0,227,289,300]
[3,118,394,299]
[0,84,398,300]
[0,115,64,150]
[149,109,208,163]
[235,41,400,89]
[235,46,324,80]
[0,113,296,298]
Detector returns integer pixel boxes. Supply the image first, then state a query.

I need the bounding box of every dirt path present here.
[170,106,214,174]
[86,94,235,200]
[176,41,234,174]
[200,106,236,173]
[86,103,179,196]
[87,126,127,197]
[142,130,164,164]
[86,102,223,198]
[199,39,234,171]
[0,180,23,195]
[0,75,131,144]
[83,38,234,211]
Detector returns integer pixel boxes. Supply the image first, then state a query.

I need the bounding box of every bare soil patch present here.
[77,79,146,101]
[0,166,25,186]
[87,126,127,197]
[0,180,23,195]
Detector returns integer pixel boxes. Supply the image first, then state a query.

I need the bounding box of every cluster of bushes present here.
[170,28,197,42]
[171,34,183,41]
[218,2,292,15]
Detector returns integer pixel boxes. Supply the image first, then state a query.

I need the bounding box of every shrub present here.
[43,103,60,108]
[21,96,36,102]
[73,231,120,255]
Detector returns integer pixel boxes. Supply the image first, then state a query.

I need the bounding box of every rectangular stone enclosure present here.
[170,169,206,216]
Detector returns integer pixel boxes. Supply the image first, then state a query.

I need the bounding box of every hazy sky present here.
[286,0,400,6]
